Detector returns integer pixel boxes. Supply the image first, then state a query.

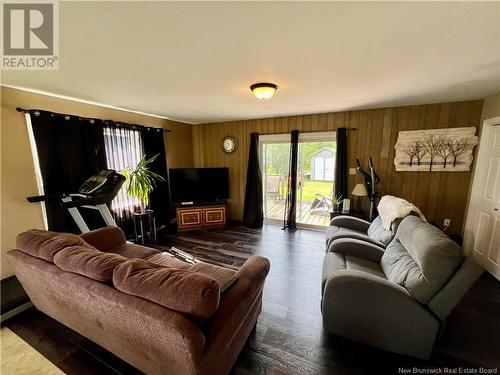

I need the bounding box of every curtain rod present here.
[257,128,356,136]
[16,107,172,133]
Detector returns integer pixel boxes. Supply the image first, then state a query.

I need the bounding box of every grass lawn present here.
[298,180,333,203]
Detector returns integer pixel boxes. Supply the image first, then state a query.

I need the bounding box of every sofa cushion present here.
[79,226,126,251]
[380,216,463,304]
[367,216,394,246]
[144,251,192,269]
[54,246,127,282]
[322,252,386,295]
[189,262,237,293]
[113,259,220,318]
[345,255,386,279]
[145,252,237,293]
[16,229,89,263]
[107,243,159,259]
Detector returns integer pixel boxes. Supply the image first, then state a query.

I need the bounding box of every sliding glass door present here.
[260,132,336,228]
[296,132,336,227]
[260,134,290,224]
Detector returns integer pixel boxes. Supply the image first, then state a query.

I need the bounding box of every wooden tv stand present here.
[176,202,227,232]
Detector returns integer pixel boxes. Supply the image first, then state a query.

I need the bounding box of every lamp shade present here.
[250,83,278,100]
[352,183,368,197]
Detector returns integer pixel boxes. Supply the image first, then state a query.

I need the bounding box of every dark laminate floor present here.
[4,224,500,375]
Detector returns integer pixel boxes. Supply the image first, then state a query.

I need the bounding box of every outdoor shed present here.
[310,147,335,181]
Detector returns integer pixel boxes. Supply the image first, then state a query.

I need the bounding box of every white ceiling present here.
[2,1,500,124]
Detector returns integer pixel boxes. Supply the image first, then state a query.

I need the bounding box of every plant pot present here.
[134,208,153,216]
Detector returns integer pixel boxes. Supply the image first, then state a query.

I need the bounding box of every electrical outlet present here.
[349,168,357,175]
[443,219,451,227]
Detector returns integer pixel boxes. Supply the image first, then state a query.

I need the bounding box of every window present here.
[103,126,143,222]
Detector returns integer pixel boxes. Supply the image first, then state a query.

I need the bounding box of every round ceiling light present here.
[250,82,278,100]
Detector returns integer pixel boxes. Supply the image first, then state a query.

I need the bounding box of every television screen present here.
[169,168,229,203]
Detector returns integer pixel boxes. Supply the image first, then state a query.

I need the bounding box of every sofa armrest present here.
[204,256,270,344]
[80,226,126,251]
[199,256,270,374]
[327,238,385,262]
[322,270,439,359]
[330,216,371,232]
[428,257,484,320]
[199,256,270,375]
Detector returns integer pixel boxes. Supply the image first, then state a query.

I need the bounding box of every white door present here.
[464,116,500,280]
[314,157,324,180]
[324,157,334,181]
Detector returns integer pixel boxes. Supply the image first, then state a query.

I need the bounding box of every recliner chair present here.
[325,215,399,252]
[321,215,483,359]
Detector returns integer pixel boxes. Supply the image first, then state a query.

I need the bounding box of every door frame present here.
[259,131,336,229]
[463,115,500,278]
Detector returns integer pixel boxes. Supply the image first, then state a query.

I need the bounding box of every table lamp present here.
[352,183,368,211]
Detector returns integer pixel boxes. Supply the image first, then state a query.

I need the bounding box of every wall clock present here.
[221,135,238,154]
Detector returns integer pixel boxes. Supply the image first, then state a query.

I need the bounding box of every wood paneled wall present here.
[193,100,484,234]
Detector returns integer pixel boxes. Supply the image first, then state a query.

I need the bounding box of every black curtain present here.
[334,127,348,208]
[141,127,171,230]
[283,130,299,232]
[243,132,263,228]
[30,111,107,233]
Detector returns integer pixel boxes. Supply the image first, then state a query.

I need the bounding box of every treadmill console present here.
[79,170,121,195]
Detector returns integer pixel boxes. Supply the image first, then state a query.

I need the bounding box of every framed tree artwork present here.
[394,127,478,172]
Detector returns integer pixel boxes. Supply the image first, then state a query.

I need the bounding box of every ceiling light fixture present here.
[250,82,278,100]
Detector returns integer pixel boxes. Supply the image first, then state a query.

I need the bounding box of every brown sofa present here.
[7,227,270,375]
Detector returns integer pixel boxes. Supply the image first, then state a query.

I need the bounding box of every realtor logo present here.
[2,1,59,69]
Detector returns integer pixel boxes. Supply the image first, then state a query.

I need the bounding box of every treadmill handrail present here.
[27,193,71,203]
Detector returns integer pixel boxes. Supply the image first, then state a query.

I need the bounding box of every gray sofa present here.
[321,215,483,359]
[325,215,398,252]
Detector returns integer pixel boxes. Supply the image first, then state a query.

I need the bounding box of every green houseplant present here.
[331,195,343,213]
[121,154,165,213]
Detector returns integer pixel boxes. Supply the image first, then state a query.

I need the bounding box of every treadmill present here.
[27,169,125,233]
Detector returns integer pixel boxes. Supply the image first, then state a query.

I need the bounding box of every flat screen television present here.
[169,168,229,203]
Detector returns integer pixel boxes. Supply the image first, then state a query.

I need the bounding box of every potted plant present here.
[121,154,165,213]
[331,195,343,213]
